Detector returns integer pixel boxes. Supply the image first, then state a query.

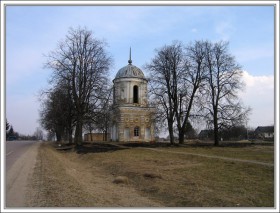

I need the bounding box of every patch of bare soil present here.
[26,142,162,207]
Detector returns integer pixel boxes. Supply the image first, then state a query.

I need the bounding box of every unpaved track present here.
[142,147,274,167]
[26,142,162,207]
[6,141,40,207]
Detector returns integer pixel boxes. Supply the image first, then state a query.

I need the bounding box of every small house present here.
[254,126,274,140]
[198,129,213,140]
[84,133,111,142]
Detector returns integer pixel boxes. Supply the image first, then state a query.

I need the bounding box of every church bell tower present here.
[110,49,155,142]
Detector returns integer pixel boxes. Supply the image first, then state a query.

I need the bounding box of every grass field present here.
[86,144,274,207]
[28,142,274,207]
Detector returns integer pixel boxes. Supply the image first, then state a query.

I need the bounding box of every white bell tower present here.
[110,49,155,143]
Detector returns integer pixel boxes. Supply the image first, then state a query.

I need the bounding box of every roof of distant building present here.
[254,126,274,133]
[198,129,213,136]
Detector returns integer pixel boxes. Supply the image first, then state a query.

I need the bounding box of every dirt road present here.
[26,142,162,207]
[6,141,40,207]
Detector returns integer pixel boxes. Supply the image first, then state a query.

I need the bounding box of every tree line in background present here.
[39,26,250,147]
[6,119,44,141]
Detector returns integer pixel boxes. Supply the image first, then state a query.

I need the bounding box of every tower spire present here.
[128,47,132,64]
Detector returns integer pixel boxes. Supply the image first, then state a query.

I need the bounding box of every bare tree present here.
[6,119,11,139]
[94,87,113,141]
[202,41,251,146]
[7,125,14,138]
[39,83,74,143]
[175,41,207,143]
[34,127,44,140]
[146,41,206,144]
[45,27,112,146]
[6,119,10,132]
[84,84,112,142]
[146,42,184,144]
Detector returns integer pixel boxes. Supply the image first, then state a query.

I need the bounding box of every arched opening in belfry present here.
[133,85,139,103]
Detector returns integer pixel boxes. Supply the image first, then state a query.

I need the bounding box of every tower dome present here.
[115,64,145,79]
[114,48,145,80]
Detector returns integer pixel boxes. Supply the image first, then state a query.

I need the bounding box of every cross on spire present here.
[128,47,132,64]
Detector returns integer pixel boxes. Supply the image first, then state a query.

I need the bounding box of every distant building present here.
[254,126,274,139]
[7,135,17,141]
[198,129,213,140]
[84,133,111,142]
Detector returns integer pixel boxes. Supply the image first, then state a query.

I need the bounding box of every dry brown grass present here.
[90,146,274,207]
[164,145,274,163]
[27,142,274,207]
[27,143,162,207]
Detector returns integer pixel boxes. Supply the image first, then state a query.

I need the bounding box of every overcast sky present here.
[3,2,276,135]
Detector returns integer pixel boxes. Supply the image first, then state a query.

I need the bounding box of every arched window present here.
[133,85,138,103]
[134,127,140,137]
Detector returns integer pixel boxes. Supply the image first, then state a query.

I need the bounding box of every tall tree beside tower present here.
[146,41,207,144]
[147,40,250,145]
[201,41,251,146]
[45,27,112,146]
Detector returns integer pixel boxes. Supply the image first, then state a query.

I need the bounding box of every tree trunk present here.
[178,129,185,144]
[90,129,93,142]
[214,128,219,146]
[213,110,220,146]
[104,129,108,141]
[168,120,174,144]
[74,117,83,146]
[68,128,73,144]
[56,131,61,142]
